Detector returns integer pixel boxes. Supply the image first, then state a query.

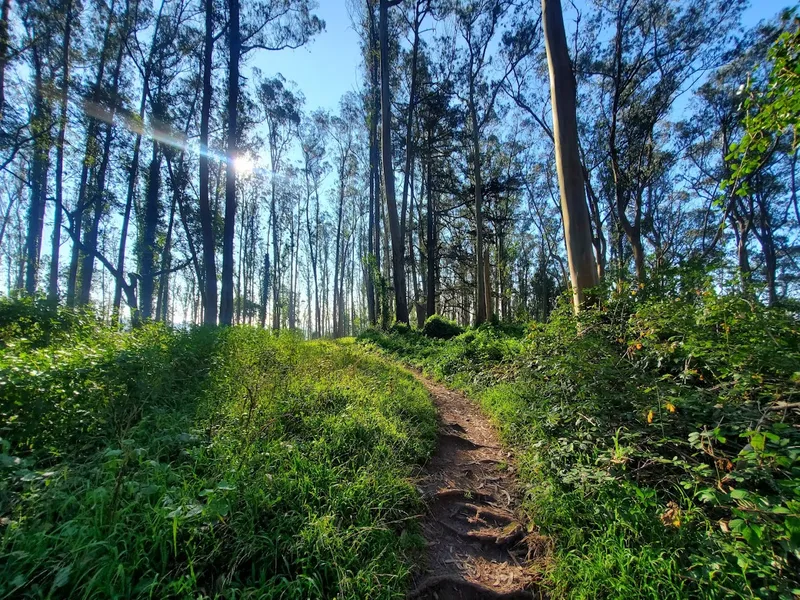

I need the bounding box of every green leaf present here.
[52,565,71,590]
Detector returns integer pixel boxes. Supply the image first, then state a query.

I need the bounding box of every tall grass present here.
[0,298,436,599]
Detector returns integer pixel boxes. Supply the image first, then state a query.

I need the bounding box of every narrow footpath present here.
[408,373,546,599]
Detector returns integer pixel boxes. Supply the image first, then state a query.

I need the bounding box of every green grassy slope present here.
[0,299,436,599]
[360,293,800,599]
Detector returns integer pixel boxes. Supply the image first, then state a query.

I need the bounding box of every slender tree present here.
[542,0,598,311]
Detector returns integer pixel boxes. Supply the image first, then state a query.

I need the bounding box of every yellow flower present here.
[647,410,654,424]
[665,402,676,413]
[635,343,643,350]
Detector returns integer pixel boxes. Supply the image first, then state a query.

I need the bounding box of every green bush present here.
[361,289,800,599]
[421,314,463,339]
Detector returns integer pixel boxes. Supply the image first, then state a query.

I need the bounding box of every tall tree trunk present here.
[271,176,281,330]
[366,13,378,327]
[470,98,487,324]
[155,185,176,322]
[259,252,269,327]
[400,0,422,243]
[199,0,218,325]
[0,0,10,117]
[139,143,161,319]
[78,0,131,305]
[542,0,599,312]
[378,0,409,324]
[67,0,118,305]
[483,249,492,321]
[332,165,345,337]
[219,0,239,326]
[426,139,436,318]
[24,46,51,295]
[113,1,165,317]
[49,0,73,302]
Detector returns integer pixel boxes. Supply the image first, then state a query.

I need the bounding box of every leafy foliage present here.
[361,286,800,598]
[0,304,436,598]
[725,12,800,195]
[421,314,464,339]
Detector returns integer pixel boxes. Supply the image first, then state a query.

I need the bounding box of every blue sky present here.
[249,0,793,116]
[250,1,364,113]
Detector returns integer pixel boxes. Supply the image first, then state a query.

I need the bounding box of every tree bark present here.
[198,0,218,325]
[379,0,409,324]
[139,143,161,319]
[542,0,599,312]
[155,183,176,322]
[24,45,51,295]
[48,0,73,302]
[78,0,132,305]
[66,0,118,306]
[0,0,10,117]
[425,134,436,318]
[113,0,165,318]
[219,0,239,326]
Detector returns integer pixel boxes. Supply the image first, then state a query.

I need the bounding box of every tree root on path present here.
[408,574,536,599]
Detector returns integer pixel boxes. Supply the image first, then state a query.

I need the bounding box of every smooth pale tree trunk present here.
[259,253,269,328]
[219,0,239,326]
[378,0,409,324]
[426,142,436,318]
[366,5,378,326]
[271,174,281,329]
[332,161,344,336]
[198,0,217,325]
[470,100,487,325]
[542,0,598,312]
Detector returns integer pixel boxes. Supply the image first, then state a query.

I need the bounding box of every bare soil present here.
[408,373,548,600]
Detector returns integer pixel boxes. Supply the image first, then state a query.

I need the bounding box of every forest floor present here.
[409,371,547,600]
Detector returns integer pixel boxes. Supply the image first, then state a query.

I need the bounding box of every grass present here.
[0,298,436,599]
[359,286,800,599]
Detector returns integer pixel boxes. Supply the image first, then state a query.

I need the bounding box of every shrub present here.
[361,290,800,598]
[422,314,464,339]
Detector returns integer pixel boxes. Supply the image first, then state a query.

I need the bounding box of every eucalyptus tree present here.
[218,0,323,326]
[542,0,597,311]
[48,0,77,302]
[329,95,360,336]
[21,0,58,295]
[299,108,329,336]
[257,74,302,330]
[451,0,537,323]
[135,0,196,320]
[583,0,746,283]
[378,0,409,324]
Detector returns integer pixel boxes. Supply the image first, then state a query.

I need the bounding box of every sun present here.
[233,154,255,174]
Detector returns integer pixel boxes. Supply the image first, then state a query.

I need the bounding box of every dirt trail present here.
[408,373,546,600]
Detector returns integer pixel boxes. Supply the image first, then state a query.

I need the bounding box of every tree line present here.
[0,0,797,334]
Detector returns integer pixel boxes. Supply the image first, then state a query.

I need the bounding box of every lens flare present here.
[233,155,255,173]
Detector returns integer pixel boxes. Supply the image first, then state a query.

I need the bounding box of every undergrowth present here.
[359,290,800,599]
[0,297,436,599]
